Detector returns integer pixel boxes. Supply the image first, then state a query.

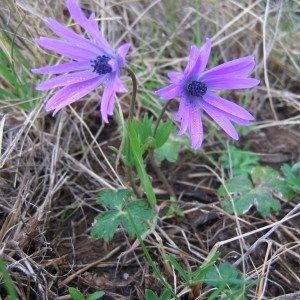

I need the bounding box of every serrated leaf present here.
[132,114,153,150]
[220,146,259,175]
[96,189,133,210]
[219,166,293,216]
[154,121,173,149]
[156,139,180,162]
[121,201,154,237]
[251,166,294,200]
[204,262,256,290]
[91,211,120,241]
[218,175,252,197]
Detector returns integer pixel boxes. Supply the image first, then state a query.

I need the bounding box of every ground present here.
[0,0,300,299]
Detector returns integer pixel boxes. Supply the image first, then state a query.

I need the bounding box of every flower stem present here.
[121,67,141,198]
[148,148,176,199]
[122,66,137,121]
[153,101,170,137]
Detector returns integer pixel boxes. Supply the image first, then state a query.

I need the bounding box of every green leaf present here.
[154,121,173,149]
[219,166,294,216]
[145,289,159,300]
[128,122,156,206]
[90,211,120,241]
[160,290,172,300]
[166,197,185,217]
[91,189,154,241]
[204,262,257,299]
[252,166,294,199]
[69,287,86,300]
[167,254,190,282]
[219,146,259,175]
[96,189,133,210]
[281,163,300,192]
[0,257,19,300]
[132,114,153,149]
[121,201,155,237]
[156,139,180,162]
[190,251,221,283]
[87,291,105,300]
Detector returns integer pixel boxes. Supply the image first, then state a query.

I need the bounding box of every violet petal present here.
[36,70,99,90]
[205,77,260,90]
[202,92,254,120]
[31,61,91,74]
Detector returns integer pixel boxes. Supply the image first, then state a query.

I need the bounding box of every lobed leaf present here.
[219,166,294,216]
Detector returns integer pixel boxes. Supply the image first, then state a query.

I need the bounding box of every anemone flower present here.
[155,38,260,149]
[32,0,130,123]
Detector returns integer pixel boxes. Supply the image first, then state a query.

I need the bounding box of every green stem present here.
[122,66,137,121]
[153,100,170,137]
[127,211,179,300]
[126,164,141,198]
[148,148,176,199]
[150,101,175,200]
[121,67,140,198]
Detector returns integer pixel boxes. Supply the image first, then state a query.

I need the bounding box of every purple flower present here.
[32,0,130,123]
[156,38,260,149]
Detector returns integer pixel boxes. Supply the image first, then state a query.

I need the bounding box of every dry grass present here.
[1,0,300,299]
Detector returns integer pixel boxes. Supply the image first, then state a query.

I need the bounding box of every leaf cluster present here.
[91,189,154,242]
[204,262,257,300]
[218,166,294,216]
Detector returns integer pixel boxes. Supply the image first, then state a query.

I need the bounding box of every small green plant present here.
[204,262,257,300]
[69,287,105,300]
[281,162,300,192]
[0,31,38,111]
[165,197,184,217]
[91,189,155,242]
[145,289,172,300]
[167,252,221,287]
[155,133,182,163]
[0,256,19,300]
[218,166,295,216]
[220,145,259,175]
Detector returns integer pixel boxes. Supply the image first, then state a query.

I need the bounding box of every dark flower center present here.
[187,81,207,97]
[91,55,112,75]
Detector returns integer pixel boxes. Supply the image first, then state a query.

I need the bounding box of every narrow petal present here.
[116,43,131,66]
[44,18,103,54]
[189,103,203,149]
[201,102,239,140]
[213,110,251,126]
[197,38,212,74]
[201,56,256,80]
[31,61,91,74]
[156,84,182,100]
[46,76,106,113]
[36,70,99,90]
[174,96,190,135]
[187,38,212,79]
[36,37,96,60]
[100,77,115,123]
[174,96,203,149]
[168,72,184,84]
[202,92,254,120]
[185,45,201,75]
[66,0,113,55]
[112,75,128,93]
[205,77,260,90]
